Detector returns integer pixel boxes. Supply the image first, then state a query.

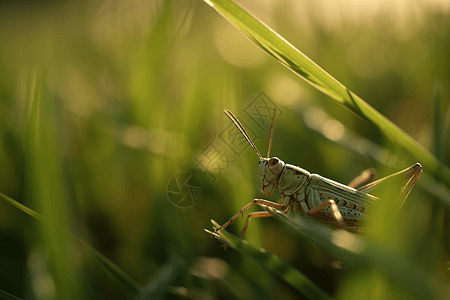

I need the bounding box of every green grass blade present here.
[433,80,443,161]
[26,69,79,299]
[206,221,331,300]
[74,237,142,298]
[203,0,450,188]
[0,192,141,298]
[0,290,22,300]
[136,253,180,300]
[260,206,449,300]
[0,192,43,222]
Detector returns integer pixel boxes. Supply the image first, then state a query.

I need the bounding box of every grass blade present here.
[136,253,180,300]
[0,192,141,298]
[0,290,22,300]
[206,221,331,300]
[433,80,443,161]
[203,0,450,188]
[261,206,449,300]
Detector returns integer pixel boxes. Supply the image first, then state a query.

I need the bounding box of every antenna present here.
[224,110,263,160]
[266,109,277,158]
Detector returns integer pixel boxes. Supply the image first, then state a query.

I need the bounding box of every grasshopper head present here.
[258,157,285,196]
[223,110,284,196]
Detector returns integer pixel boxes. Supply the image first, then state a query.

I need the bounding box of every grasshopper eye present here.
[269,158,279,166]
[268,157,284,175]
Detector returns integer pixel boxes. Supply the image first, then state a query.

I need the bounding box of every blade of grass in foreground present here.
[206,221,331,300]
[207,209,449,300]
[260,206,448,300]
[203,0,450,191]
[0,192,141,298]
[136,253,180,300]
[0,290,22,300]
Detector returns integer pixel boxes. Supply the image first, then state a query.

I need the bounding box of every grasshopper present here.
[213,109,422,238]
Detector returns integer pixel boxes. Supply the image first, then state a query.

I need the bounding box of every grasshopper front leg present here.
[240,205,291,238]
[214,199,287,234]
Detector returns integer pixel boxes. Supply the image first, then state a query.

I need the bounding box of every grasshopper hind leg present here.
[348,168,377,189]
[307,199,346,229]
[396,163,422,209]
[357,163,422,209]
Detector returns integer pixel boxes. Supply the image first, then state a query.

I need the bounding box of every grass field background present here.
[0,0,449,299]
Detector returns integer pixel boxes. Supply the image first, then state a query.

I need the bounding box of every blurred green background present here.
[0,0,450,299]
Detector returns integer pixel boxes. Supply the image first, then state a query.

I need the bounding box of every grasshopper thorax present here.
[258,157,286,196]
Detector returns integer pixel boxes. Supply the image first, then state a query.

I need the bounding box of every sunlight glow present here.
[331,229,366,253]
[214,21,267,68]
